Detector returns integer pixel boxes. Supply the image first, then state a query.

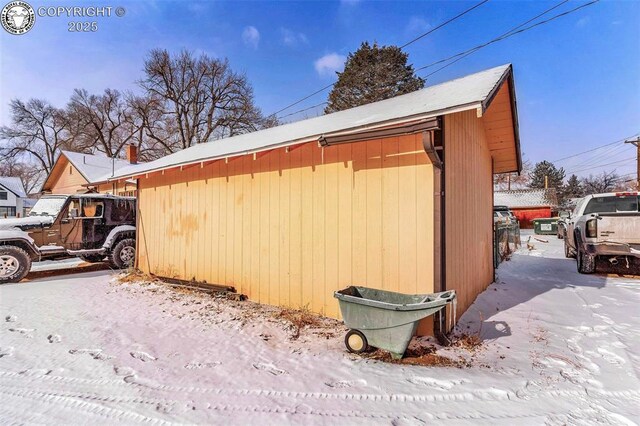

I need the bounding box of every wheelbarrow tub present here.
[334,286,456,359]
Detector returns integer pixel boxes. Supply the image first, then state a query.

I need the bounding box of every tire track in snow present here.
[0,370,124,386]
[2,371,639,408]
[0,385,576,424]
[0,387,171,425]
[124,376,640,405]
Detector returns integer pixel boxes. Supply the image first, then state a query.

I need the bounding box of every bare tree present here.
[126,93,182,160]
[0,98,71,173]
[494,158,532,190]
[581,171,620,194]
[67,88,143,158]
[139,49,273,153]
[0,156,44,194]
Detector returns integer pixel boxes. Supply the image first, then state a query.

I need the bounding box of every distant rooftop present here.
[61,151,133,183]
[494,188,558,208]
[0,176,26,198]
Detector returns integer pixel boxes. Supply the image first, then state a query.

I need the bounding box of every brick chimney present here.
[126,144,138,164]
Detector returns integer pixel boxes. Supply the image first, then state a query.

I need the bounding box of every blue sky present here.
[1,0,639,180]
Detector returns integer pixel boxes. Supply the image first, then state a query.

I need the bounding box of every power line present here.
[400,0,490,49]
[279,102,327,120]
[272,1,490,117]
[272,84,335,117]
[565,158,635,175]
[563,143,630,171]
[552,132,639,163]
[276,0,597,121]
[418,0,568,71]
[420,0,598,78]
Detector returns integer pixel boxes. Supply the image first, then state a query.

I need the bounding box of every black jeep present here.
[0,194,136,283]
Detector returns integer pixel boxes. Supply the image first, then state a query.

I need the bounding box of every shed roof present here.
[494,189,558,209]
[0,177,26,197]
[62,151,132,183]
[112,63,520,180]
[42,151,135,191]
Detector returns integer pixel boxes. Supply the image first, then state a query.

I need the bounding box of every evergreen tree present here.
[529,161,566,189]
[564,174,583,199]
[325,42,424,113]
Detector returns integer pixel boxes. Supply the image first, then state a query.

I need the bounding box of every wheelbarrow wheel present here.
[345,329,368,354]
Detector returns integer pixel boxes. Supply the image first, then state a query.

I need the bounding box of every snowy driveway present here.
[1,231,639,425]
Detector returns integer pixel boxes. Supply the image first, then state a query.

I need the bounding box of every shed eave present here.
[110,101,484,182]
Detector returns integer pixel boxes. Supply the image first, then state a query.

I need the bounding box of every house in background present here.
[112,64,522,335]
[0,176,27,218]
[41,146,140,196]
[494,188,558,228]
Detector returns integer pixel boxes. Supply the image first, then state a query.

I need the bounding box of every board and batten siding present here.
[444,110,495,319]
[47,159,90,194]
[136,134,437,319]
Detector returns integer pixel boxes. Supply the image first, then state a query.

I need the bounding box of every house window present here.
[0,191,6,200]
[0,206,16,217]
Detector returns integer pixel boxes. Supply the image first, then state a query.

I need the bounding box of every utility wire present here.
[276,0,597,121]
[563,143,630,171]
[279,102,328,120]
[420,0,598,78]
[400,0,490,49]
[565,158,635,175]
[552,132,639,163]
[271,1,489,117]
[272,84,335,117]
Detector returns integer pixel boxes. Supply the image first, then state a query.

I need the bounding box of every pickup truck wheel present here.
[0,246,31,284]
[80,254,105,263]
[109,238,135,269]
[564,238,576,259]
[576,247,596,274]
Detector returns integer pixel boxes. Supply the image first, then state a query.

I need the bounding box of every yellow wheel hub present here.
[348,333,365,351]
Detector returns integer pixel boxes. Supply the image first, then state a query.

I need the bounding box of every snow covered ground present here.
[1,230,639,425]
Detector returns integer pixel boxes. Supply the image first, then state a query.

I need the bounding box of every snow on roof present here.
[494,189,558,209]
[112,64,513,179]
[0,177,26,197]
[61,151,133,183]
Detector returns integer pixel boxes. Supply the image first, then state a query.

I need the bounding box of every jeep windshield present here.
[29,196,68,217]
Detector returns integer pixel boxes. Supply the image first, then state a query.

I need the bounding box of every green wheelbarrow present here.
[334,286,457,359]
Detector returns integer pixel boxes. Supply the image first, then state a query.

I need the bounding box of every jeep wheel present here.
[110,238,136,269]
[576,246,596,274]
[564,238,576,259]
[80,254,105,263]
[0,246,32,284]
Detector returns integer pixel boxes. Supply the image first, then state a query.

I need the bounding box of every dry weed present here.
[276,307,325,339]
[116,269,156,284]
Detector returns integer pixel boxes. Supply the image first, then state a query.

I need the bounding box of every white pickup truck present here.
[564,192,640,274]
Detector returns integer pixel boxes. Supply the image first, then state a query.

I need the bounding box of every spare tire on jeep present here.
[109,238,135,269]
[0,245,32,284]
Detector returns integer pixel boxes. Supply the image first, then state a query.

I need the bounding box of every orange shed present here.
[112,64,522,335]
[41,150,139,196]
